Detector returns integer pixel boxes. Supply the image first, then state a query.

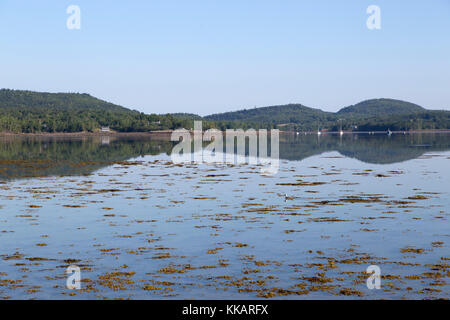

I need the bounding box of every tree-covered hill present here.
[0,89,131,112]
[335,99,450,131]
[204,104,335,130]
[1,89,449,133]
[0,89,191,133]
[337,98,425,116]
[205,104,332,122]
[203,99,450,131]
[168,113,204,121]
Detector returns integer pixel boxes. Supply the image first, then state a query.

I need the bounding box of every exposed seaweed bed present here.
[0,151,448,300]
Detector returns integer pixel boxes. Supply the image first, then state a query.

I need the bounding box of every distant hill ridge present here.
[0,89,449,132]
[204,98,429,121]
[337,98,425,116]
[205,103,333,124]
[200,98,450,131]
[0,89,131,113]
[0,89,167,133]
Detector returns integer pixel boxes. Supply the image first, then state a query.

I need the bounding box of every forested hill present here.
[0,89,188,133]
[204,99,425,123]
[1,89,449,133]
[204,104,334,125]
[202,99,450,131]
[337,98,425,116]
[0,89,129,112]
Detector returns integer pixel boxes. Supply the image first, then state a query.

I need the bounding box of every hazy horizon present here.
[1,0,449,114]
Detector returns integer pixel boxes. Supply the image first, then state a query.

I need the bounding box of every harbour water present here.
[0,133,448,299]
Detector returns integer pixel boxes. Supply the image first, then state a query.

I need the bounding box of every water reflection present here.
[280,133,450,164]
[0,136,173,179]
[0,133,449,179]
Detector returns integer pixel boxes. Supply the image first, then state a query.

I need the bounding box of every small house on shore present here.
[100,127,110,132]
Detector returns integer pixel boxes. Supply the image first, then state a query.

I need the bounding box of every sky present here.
[0,0,449,115]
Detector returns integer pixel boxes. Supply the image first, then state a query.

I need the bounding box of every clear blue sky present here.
[0,0,449,114]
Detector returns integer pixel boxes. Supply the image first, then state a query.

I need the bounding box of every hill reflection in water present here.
[0,133,449,180]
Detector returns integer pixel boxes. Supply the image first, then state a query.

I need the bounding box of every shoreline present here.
[1,129,450,137]
[0,131,174,137]
[289,129,450,134]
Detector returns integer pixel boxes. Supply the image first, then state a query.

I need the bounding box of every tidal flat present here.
[0,133,448,299]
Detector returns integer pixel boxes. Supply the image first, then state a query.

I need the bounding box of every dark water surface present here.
[0,133,448,299]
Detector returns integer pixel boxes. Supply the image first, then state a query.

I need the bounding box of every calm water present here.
[0,133,448,299]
